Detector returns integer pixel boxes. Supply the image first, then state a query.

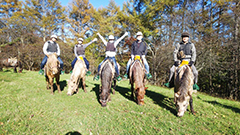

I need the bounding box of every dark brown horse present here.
[0,57,22,73]
[44,53,61,95]
[99,59,118,107]
[129,59,147,105]
[67,58,86,96]
[174,64,195,117]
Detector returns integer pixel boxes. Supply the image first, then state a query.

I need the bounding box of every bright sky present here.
[59,0,125,9]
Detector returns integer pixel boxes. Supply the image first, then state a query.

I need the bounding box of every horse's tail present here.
[178,66,193,100]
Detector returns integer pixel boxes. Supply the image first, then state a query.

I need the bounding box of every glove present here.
[174,61,179,66]
[96,33,100,36]
[93,38,98,42]
[142,55,145,58]
[189,61,194,66]
[124,32,129,36]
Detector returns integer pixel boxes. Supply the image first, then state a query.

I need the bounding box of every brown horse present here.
[99,59,118,107]
[0,57,22,73]
[174,64,195,117]
[67,59,86,96]
[129,59,147,105]
[44,53,61,95]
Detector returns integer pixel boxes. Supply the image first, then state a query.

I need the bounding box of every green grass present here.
[0,69,240,134]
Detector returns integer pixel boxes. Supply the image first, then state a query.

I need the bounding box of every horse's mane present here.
[178,66,193,102]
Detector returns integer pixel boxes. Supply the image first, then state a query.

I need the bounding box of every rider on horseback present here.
[164,32,199,90]
[124,31,152,79]
[70,37,97,75]
[93,32,129,81]
[39,35,64,75]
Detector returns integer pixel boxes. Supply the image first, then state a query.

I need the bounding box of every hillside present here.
[0,70,240,134]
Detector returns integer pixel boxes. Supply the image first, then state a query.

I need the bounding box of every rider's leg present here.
[71,57,77,69]
[191,64,199,90]
[94,57,107,80]
[83,57,89,70]
[70,57,77,74]
[40,55,48,69]
[111,57,121,81]
[83,57,91,75]
[164,65,176,87]
[39,55,48,74]
[142,57,152,79]
[124,58,132,78]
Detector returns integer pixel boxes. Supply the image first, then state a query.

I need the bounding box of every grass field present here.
[0,69,240,134]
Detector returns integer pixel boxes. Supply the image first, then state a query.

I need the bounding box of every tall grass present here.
[0,69,240,134]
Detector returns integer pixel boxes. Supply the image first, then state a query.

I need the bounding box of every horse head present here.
[47,53,60,75]
[9,57,18,67]
[100,86,110,107]
[174,92,190,117]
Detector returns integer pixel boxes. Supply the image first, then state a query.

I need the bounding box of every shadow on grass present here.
[52,80,67,92]
[202,99,240,114]
[114,85,135,103]
[65,131,82,135]
[91,84,101,105]
[145,89,176,115]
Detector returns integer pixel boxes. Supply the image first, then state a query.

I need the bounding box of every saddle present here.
[99,58,116,78]
[78,56,87,69]
[130,55,145,72]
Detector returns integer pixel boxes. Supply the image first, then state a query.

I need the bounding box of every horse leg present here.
[56,75,61,94]
[76,77,81,93]
[131,83,134,99]
[49,77,54,95]
[82,77,86,93]
[189,96,196,115]
[46,76,50,89]
[112,80,116,95]
[14,66,17,73]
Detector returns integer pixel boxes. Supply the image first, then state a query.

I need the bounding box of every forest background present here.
[0,0,239,100]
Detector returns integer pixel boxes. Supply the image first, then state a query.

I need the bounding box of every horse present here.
[44,53,61,95]
[174,63,195,117]
[129,57,147,105]
[67,57,86,96]
[0,57,22,73]
[99,59,119,107]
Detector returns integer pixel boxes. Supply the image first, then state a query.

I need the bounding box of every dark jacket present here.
[131,41,147,56]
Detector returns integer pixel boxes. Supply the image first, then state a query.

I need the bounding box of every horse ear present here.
[54,52,57,57]
[145,87,148,90]
[46,54,49,58]
[175,93,180,98]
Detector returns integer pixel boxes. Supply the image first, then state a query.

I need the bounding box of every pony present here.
[174,64,195,117]
[129,57,147,105]
[0,57,22,73]
[67,58,86,96]
[44,53,61,95]
[99,59,119,107]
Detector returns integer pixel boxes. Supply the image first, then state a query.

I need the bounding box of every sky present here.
[59,0,125,9]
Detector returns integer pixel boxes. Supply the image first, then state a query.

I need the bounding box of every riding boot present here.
[93,73,100,81]
[39,69,44,75]
[114,73,122,81]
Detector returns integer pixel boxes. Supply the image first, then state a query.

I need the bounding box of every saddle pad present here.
[179,60,189,68]
[78,56,84,61]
